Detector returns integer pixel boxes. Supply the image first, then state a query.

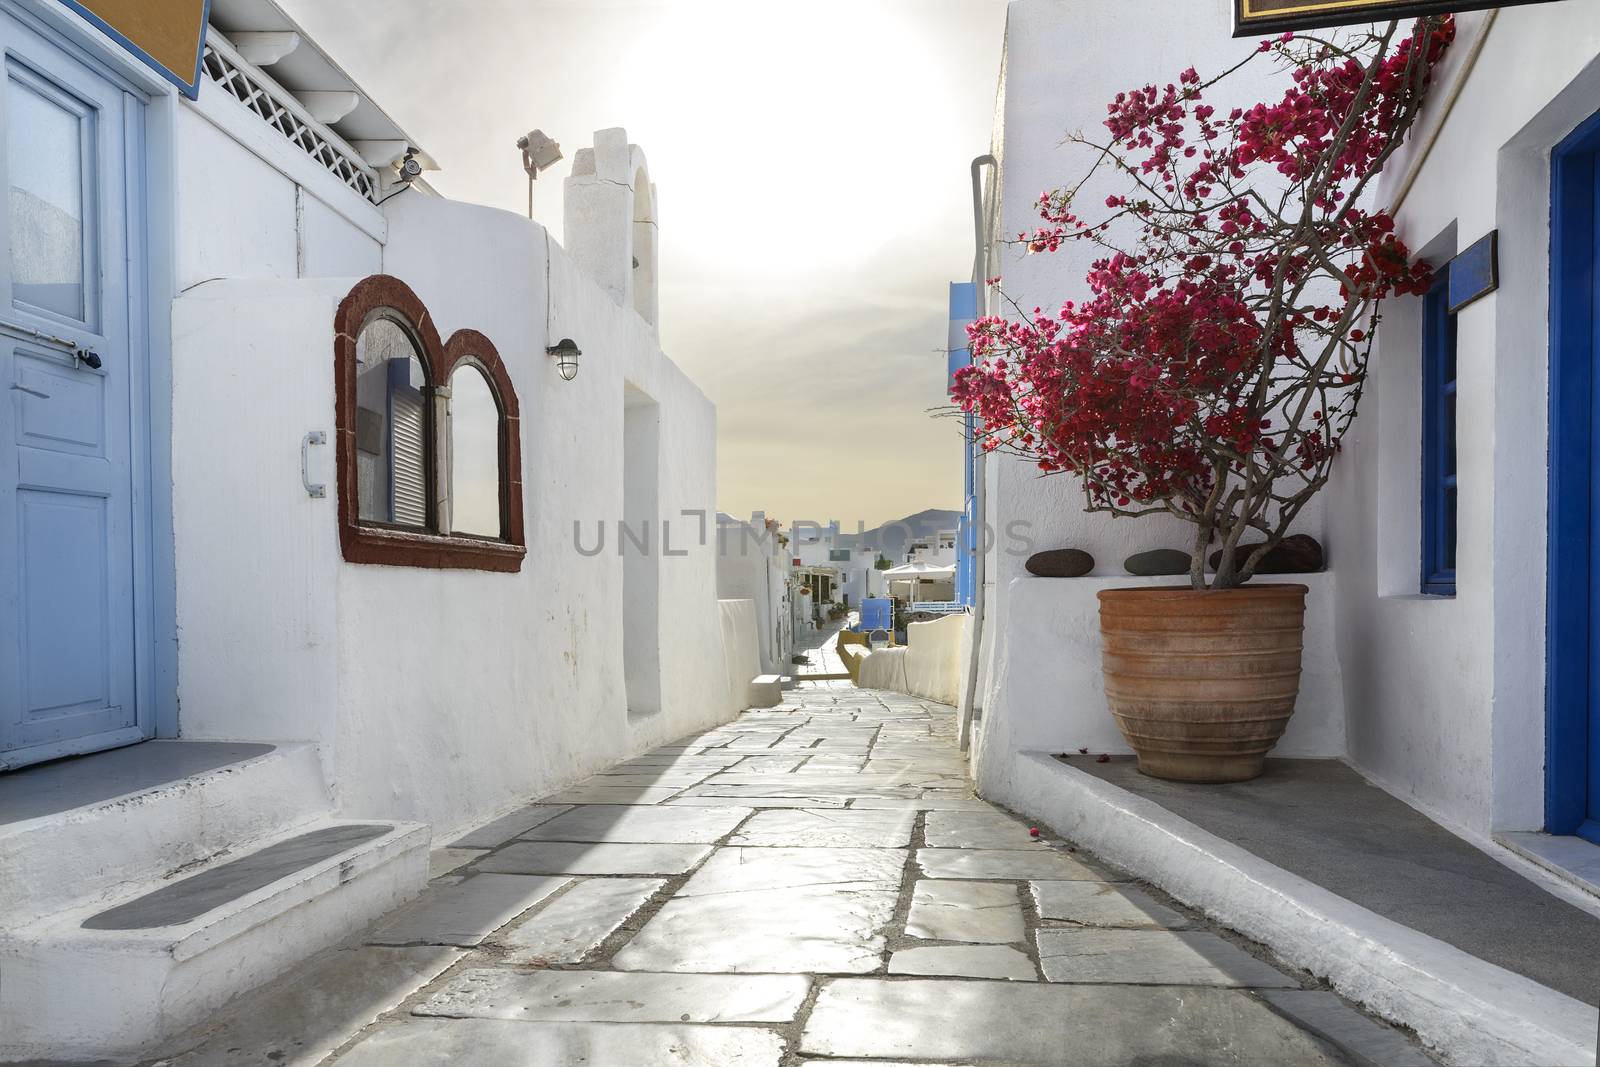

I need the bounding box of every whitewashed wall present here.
[1329,3,1600,837]
[718,599,762,715]
[170,155,728,840]
[173,77,383,292]
[974,574,1347,796]
[977,0,1600,842]
[717,516,793,674]
[859,614,967,707]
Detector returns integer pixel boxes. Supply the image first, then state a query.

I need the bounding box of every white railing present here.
[200,32,380,203]
[910,601,967,614]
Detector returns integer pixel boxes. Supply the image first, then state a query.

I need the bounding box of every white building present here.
[960,1,1600,1061]
[790,519,883,615]
[0,0,744,1059]
[969,0,1600,877]
[906,529,957,567]
[716,511,795,673]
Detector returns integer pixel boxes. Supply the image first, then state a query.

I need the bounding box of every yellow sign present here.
[1235,0,1558,35]
[62,0,211,97]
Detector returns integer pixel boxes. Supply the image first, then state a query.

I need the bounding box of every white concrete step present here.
[0,741,330,926]
[749,674,783,708]
[0,817,429,1063]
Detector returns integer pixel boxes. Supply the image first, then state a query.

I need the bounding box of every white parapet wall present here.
[973,573,1346,798]
[718,598,762,714]
[859,614,967,706]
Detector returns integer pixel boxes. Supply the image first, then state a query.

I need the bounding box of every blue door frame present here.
[1547,106,1600,841]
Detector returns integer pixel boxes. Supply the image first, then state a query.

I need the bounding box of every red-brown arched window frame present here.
[334,275,526,572]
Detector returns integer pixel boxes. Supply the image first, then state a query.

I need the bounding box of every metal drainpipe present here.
[959,154,996,754]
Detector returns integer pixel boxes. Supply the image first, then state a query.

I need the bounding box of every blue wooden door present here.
[1549,107,1600,841]
[0,10,146,769]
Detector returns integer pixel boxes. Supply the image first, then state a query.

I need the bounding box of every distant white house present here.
[0,0,745,1059]
[789,519,883,615]
[716,510,795,673]
[906,529,958,568]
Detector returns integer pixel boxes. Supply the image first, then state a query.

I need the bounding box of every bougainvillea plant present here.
[951,18,1454,590]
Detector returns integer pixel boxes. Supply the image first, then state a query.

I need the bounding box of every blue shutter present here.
[1421,266,1457,596]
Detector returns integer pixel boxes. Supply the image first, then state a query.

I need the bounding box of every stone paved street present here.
[155,691,1434,1067]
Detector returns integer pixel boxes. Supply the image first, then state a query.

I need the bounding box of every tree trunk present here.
[1189,520,1211,592]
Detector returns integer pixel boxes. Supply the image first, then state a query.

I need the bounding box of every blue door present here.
[0,10,148,769]
[1549,107,1600,841]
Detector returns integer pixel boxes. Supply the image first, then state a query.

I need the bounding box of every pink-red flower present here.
[950,18,1452,587]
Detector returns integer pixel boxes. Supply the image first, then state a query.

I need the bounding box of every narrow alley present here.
[151,690,1433,1066]
[11,1,1600,1064]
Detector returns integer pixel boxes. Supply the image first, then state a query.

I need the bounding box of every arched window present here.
[448,364,502,538]
[631,165,657,327]
[354,315,431,529]
[334,276,525,571]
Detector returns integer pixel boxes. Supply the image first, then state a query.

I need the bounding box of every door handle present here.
[301,430,326,498]
[10,383,49,399]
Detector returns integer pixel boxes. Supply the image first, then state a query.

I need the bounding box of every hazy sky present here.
[280,0,1010,530]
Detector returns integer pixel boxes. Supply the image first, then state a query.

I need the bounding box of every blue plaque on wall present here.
[1447,231,1497,314]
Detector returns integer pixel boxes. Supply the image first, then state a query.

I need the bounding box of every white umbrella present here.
[881,562,955,579]
[882,562,955,604]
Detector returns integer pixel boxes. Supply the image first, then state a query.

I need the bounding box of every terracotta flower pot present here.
[1097,584,1308,783]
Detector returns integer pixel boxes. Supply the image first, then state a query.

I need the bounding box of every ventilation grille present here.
[200,41,378,203]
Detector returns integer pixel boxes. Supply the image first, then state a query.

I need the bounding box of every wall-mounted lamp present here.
[546,338,581,381]
[397,148,423,184]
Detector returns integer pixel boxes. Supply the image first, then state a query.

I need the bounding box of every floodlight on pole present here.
[517,129,563,218]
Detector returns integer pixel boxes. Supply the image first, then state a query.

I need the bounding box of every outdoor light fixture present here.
[546,338,581,381]
[397,148,423,183]
[518,128,563,217]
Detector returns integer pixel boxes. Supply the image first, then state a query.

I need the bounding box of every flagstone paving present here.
[150,691,1437,1066]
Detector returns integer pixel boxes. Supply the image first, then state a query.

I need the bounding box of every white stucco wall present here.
[859,614,967,707]
[979,0,1600,842]
[173,85,383,293]
[718,598,762,715]
[170,283,344,754]
[717,516,793,674]
[972,574,1346,798]
[1327,4,1600,837]
[170,172,727,840]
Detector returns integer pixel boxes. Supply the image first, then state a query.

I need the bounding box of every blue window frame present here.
[1421,265,1457,596]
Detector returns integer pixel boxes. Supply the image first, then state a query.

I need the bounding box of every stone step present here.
[748,675,783,707]
[0,741,330,927]
[0,817,429,1063]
